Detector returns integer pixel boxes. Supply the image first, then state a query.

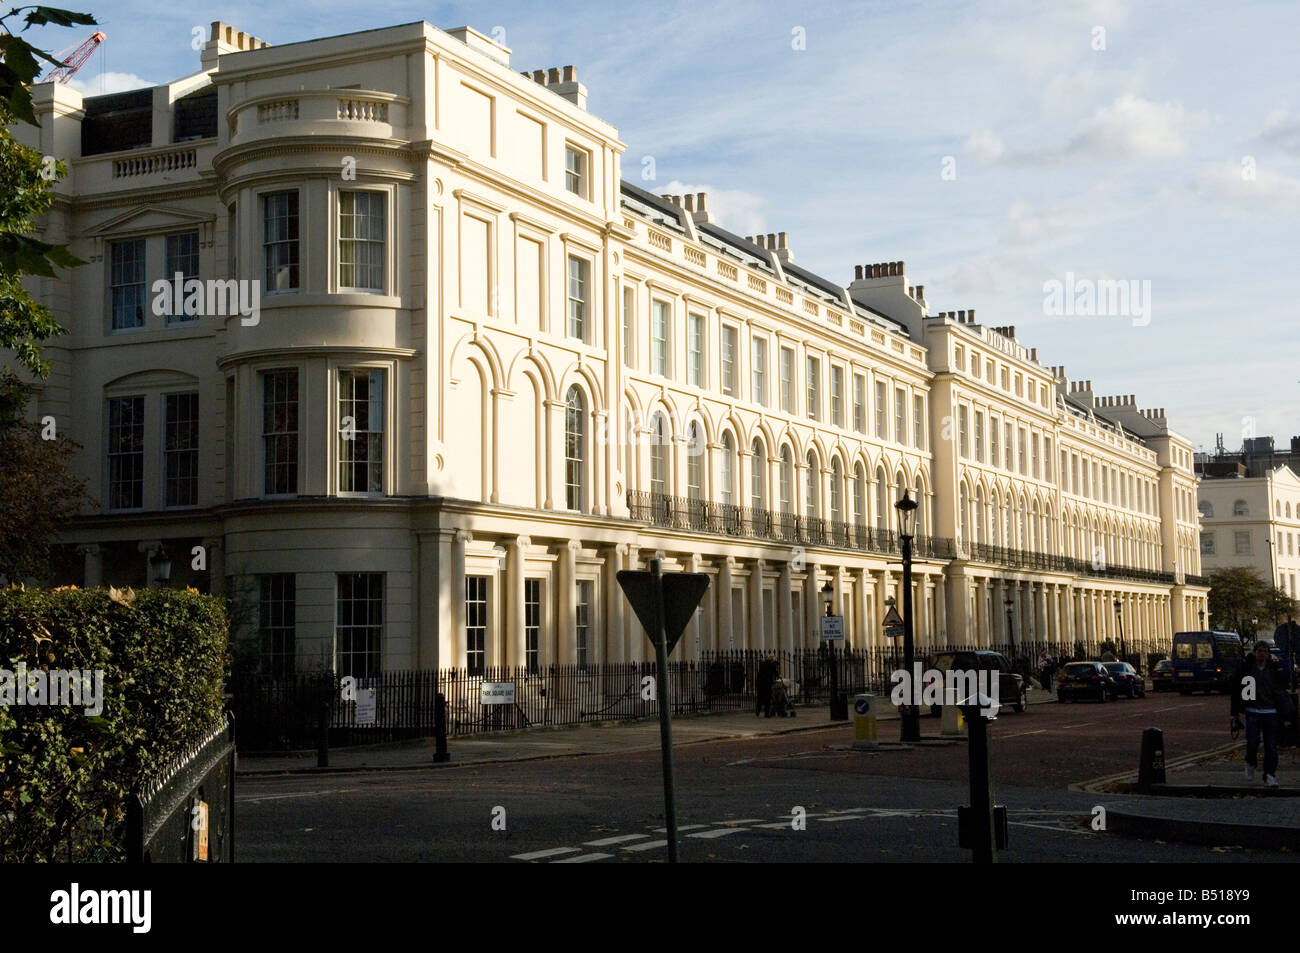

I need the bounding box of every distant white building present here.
[1198,463,1300,629]
[16,20,1208,678]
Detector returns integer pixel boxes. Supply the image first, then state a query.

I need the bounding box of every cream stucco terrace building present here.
[18,20,1208,678]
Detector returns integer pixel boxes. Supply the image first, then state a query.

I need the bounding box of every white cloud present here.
[68,72,153,96]
[964,129,1006,163]
[660,180,768,237]
[1001,201,1043,244]
[1190,160,1300,211]
[1065,94,1210,159]
[1261,104,1300,155]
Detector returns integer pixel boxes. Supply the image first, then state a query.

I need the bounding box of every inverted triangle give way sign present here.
[617,570,710,655]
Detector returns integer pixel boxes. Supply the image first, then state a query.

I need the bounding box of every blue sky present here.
[34,0,1300,454]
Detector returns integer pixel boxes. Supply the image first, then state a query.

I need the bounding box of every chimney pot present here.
[967,307,973,322]
[855,265,863,280]
[778,231,787,249]
[766,232,777,249]
[547,67,561,84]
[696,192,707,211]
[684,194,695,212]
[959,310,967,321]
[916,284,924,299]
[563,65,576,82]
[533,69,546,83]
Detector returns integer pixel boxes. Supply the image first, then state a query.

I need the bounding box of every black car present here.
[1103,661,1145,698]
[1057,661,1118,702]
[1151,659,1176,692]
[929,650,1027,714]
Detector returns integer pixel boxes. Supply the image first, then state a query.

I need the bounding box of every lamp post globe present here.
[149,545,172,587]
[895,489,920,743]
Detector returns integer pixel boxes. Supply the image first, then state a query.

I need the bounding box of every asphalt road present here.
[236,689,1292,863]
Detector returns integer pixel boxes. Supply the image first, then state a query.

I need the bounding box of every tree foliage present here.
[0,418,90,581]
[0,6,95,427]
[1206,567,1294,636]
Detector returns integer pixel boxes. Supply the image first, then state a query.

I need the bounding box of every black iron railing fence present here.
[229,636,1173,752]
[625,491,956,559]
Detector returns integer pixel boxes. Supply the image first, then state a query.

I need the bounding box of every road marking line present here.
[585,834,649,847]
[709,818,764,825]
[1000,729,1048,738]
[754,822,794,829]
[816,816,864,823]
[688,828,746,839]
[237,789,354,803]
[1148,705,1183,713]
[553,852,613,863]
[623,839,668,852]
[512,847,580,861]
[653,824,706,832]
[1060,722,1094,729]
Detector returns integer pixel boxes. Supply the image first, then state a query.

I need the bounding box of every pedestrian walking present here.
[755,656,776,717]
[1230,640,1291,786]
[1039,651,1054,695]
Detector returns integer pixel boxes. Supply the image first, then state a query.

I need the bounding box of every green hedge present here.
[0,585,228,861]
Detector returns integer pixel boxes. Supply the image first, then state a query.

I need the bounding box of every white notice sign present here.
[356,687,377,725]
[481,681,516,705]
[820,615,844,641]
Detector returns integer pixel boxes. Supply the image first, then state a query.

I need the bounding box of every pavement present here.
[237,684,1300,852]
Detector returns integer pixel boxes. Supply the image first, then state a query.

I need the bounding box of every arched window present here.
[974,487,985,544]
[720,432,735,505]
[650,412,668,496]
[854,464,866,529]
[959,484,969,544]
[751,438,766,511]
[623,404,636,493]
[1030,500,1041,550]
[875,467,887,529]
[565,386,586,511]
[780,447,793,513]
[686,422,703,500]
[1018,496,1028,550]
[914,476,925,535]
[1233,499,1248,516]
[830,458,844,526]
[1288,502,1293,519]
[806,451,820,517]
[1198,500,1212,520]
[991,492,1002,546]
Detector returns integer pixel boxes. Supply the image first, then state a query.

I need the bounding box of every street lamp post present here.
[1113,598,1130,672]
[1198,609,1206,630]
[1004,596,1016,660]
[895,490,920,743]
[149,545,172,588]
[821,580,838,717]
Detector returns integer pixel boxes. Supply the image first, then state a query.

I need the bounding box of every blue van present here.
[1171,631,1245,693]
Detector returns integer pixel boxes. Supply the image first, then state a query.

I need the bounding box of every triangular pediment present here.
[87,204,215,239]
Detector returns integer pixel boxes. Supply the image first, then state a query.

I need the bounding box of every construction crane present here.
[42,30,106,83]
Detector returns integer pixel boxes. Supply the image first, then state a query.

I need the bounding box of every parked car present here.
[1151,659,1176,692]
[928,650,1027,714]
[1057,661,1118,702]
[1103,661,1145,698]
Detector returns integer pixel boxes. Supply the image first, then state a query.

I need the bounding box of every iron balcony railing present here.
[626,491,957,559]
[627,491,1177,585]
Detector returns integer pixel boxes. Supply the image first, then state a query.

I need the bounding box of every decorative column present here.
[451,530,471,668]
[1035,583,1048,647]
[750,557,766,652]
[508,536,530,667]
[857,567,871,651]
[805,563,822,651]
[605,544,628,664]
[935,572,948,643]
[778,560,794,654]
[79,543,102,589]
[718,556,735,650]
[557,540,580,665]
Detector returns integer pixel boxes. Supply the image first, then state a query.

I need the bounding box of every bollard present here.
[433,692,450,763]
[852,694,878,749]
[1137,727,1165,791]
[940,705,965,738]
[959,703,999,863]
[316,698,330,768]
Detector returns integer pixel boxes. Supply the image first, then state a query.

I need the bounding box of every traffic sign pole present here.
[650,558,680,863]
